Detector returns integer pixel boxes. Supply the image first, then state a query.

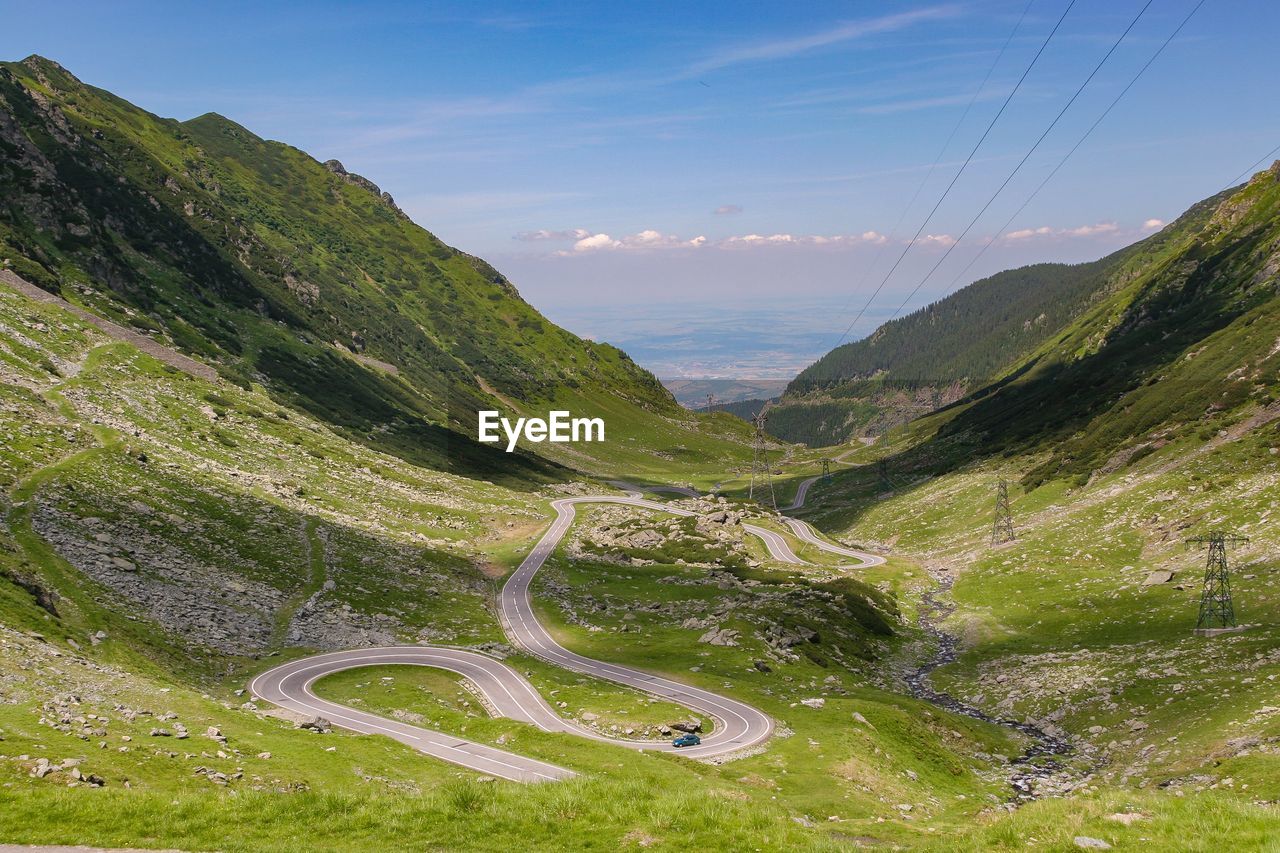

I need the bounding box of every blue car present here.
[672,733,701,748]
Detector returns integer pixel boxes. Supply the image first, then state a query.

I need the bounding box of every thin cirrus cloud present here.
[348,5,961,148]
[296,5,966,167]
[856,86,1011,116]
[713,204,743,215]
[684,6,960,76]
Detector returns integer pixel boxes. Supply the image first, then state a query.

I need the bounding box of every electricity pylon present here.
[991,478,1015,545]
[1188,532,1248,630]
[748,405,776,511]
[705,393,716,413]
[821,459,831,481]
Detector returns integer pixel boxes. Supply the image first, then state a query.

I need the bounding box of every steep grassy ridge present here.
[0,55,716,478]
[770,186,1237,447]
[784,402,1280,845]
[772,167,1280,842]
[946,167,1280,487]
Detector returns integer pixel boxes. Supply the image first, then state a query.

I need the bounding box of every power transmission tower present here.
[1188,532,1248,631]
[705,392,716,413]
[821,459,831,481]
[877,459,891,492]
[991,478,1015,545]
[748,405,776,510]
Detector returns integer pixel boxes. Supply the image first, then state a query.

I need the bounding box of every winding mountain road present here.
[252,476,882,782]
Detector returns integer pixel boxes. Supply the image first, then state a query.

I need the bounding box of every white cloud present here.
[1065,222,1118,237]
[546,228,889,254]
[1142,218,1166,230]
[1003,222,1121,242]
[1005,226,1053,240]
[919,233,956,248]
[573,233,623,252]
[713,204,744,215]
[724,233,795,246]
[630,229,666,245]
[721,232,891,248]
[558,230,708,255]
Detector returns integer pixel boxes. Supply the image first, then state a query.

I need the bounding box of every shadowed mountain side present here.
[0,55,687,483]
[768,187,1239,447]
[786,164,1280,510]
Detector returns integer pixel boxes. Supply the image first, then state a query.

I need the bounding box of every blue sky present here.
[4,1,1278,377]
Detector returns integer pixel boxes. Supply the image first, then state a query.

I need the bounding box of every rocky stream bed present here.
[906,573,1083,805]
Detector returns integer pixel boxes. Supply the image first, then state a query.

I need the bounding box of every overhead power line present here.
[1229,141,1280,187]
[881,0,1157,325]
[934,0,1207,302]
[828,0,1078,352]
[821,0,1036,351]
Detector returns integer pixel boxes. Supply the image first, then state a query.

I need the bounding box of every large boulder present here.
[625,530,665,549]
[698,626,739,646]
[296,716,331,733]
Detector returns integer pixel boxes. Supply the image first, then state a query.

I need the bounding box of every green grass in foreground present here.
[925,788,1280,851]
[0,781,837,852]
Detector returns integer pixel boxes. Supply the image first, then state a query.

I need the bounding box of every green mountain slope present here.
[937,163,1280,487]
[762,164,1280,848]
[0,268,1025,852]
[770,189,1233,447]
[0,55,688,477]
[799,162,1280,492]
[792,261,1115,393]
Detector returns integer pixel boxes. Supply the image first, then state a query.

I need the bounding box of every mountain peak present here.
[0,60,679,472]
[183,111,263,142]
[19,54,67,72]
[16,54,80,83]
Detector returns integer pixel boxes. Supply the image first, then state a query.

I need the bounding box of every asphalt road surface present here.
[781,517,886,567]
[252,478,882,782]
[250,648,578,782]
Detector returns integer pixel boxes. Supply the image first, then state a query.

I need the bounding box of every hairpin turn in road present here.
[252,478,882,782]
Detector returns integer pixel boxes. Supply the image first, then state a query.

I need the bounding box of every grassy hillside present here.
[936,166,1280,488]
[0,55,721,479]
[793,261,1113,393]
[814,162,1280,493]
[769,187,1234,447]
[776,385,1280,846]
[3,51,1279,853]
[756,163,1280,846]
[0,277,1048,850]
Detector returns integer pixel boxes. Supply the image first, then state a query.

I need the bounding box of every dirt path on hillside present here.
[0,270,217,381]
